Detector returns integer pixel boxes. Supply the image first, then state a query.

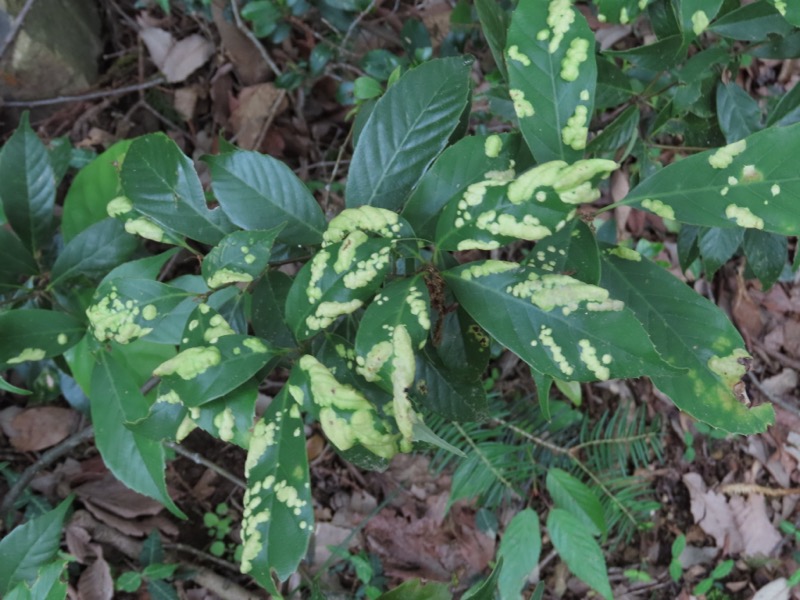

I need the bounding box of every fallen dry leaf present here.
[139,24,214,83]
[7,407,79,451]
[729,494,782,556]
[74,475,164,519]
[229,83,287,150]
[77,554,113,600]
[752,578,791,600]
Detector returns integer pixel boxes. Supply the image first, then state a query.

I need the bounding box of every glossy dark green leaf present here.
[153,305,274,406]
[4,559,67,600]
[444,261,676,382]
[0,497,71,594]
[201,227,282,289]
[285,237,393,340]
[497,509,540,600]
[677,224,701,270]
[587,106,640,157]
[608,35,684,71]
[435,307,491,380]
[86,279,192,345]
[624,123,800,236]
[699,226,743,277]
[774,1,800,26]
[599,249,774,433]
[50,219,138,287]
[595,57,634,110]
[475,0,509,80]
[415,349,488,422]
[401,133,526,241]
[532,370,553,420]
[716,83,762,142]
[62,140,131,242]
[766,80,800,127]
[0,310,83,368]
[346,57,473,210]
[0,228,38,291]
[0,113,56,254]
[594,0,647,24]
[205,150,325,245]
[99,249,180,286]
[743,229,787,289]
[708,0,791,40]
[546,468,606,536]
[241,387,313,589]
[547,508,612,600]
[252,271,295,348]
[506,0,597,162]
[91,351,184,516]
[121,133,234,245]
[524,220,601,285]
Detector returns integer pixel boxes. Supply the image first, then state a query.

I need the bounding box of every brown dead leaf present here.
[752,578,791,600]
[74,475,164,519]
[8,407,79,451]
[729,494,782,556]
[174,86,199,122]
[211,0,270,85]
[77,554,113,600]
[229,83,287,150]
[783,320,800,358]
[683,473,744,553]
[139,23,214,83]
[762,369,798,398]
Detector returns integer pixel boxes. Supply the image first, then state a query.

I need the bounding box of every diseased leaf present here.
[415,349,488,422]
[346,57,473,210]
[0,498,71,594]
[91,351,185,517]
[599,248,774,433]
[0,113,56,254]
[709,1,791,41]
[241,387,312,590]
[678,0,723,38]
[524,219,600,285]
[624,123,800,236]
[497,509,541,600]
[62,140,131,242]
[401,133,527,242]
[201,227,283,289]
[0,310,84,368]
[120,133,234,244]
[434,307,491,380]
[506,0,597,161]
[443,261,677,382]
[205,150,325,246]
[192,380,258,448]
[547,508,612,600]
[50,219,138,287]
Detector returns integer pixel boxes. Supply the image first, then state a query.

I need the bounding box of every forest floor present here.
[1,1,800,599]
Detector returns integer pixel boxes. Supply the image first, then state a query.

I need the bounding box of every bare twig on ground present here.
[0,0,38,61]
[165,441,247,490]
[1,78,166,108]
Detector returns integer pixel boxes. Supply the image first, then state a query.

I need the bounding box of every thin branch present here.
[454,422,517,492]
[0,0,37,61]
[2,78,166,108]
[164,441,246,490]
[229,0,281,76]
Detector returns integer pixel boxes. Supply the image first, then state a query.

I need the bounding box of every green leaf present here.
[587,106,640,157]
[241,387,313,589]
[773,1,800,26]
[434,307,491,380]
[624,123,800,236]
[497,509,541,600]
[415,349,488,422]
[401,133,527,241]
[0,310,84,368]
[547,508,612,600]
[285,237,393,340]
[0,228,38,291]
[345,56,473,210]
[475,0,509,80]
[378,580,450,600]
[62,140,131,242]
[142,563,178,580]
[146,579,179,600]
[594,0,647,25]
[699,227,743,278]
[0,376,32,395]
[546,468,606,536]
[443,261,677,382]
[91,351,185,517]
[191,380,258,447]
[205,150,325,246]
[86,279,192,345]
[462,557,502,600]
[709,0,791,40]
[716,83,762,142]
[0,113,56,254]
[0,497,71,594]
[140,530,165,566]
[251,272,295,348]
[121,133,234,245]
[50,219,138,287]
[116,572,143,593]
[524,219,600,285]
[599,249,774,433]
[506,0,597,162]
[766,81,800,127]
[201,227,283,289]
[743,229,787,289]
[152,305,274,406]
[607,35,684,71]
[678,0,723,37]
